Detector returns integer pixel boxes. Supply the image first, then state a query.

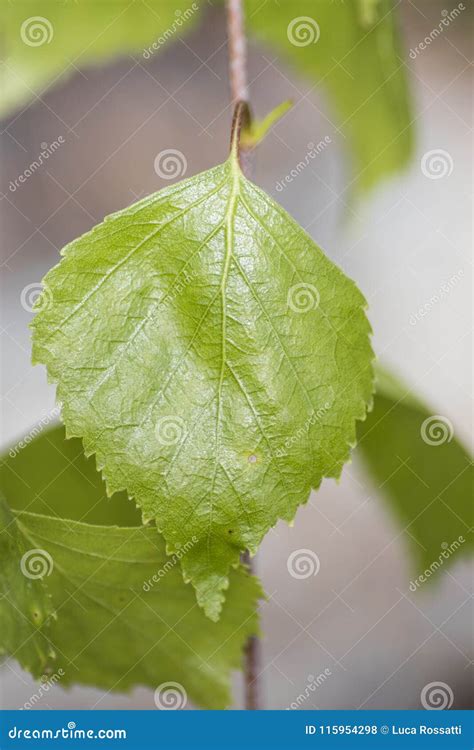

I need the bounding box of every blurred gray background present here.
[1,0,472,710]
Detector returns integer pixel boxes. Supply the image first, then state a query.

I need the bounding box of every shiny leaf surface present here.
[0,426,262,709]
[32,152,374,618]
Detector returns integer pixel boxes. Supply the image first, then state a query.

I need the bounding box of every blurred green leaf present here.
[0,0,201,118]
[357,366,473,577]
[244,0,413,193]
[0,426,262,709]
[1,417,142,526]
[356,0,383,27]
[1,1,413,195]
[0,498,56,677]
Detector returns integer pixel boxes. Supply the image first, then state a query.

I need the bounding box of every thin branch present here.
[226,0,261,711]
[241,550,261,711]
[226,0,249,103]
[226,0,253,177]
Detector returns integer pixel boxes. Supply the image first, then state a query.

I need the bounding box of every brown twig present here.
[227,0,249,103]
[226,0,261,711]
[241,550,261,710]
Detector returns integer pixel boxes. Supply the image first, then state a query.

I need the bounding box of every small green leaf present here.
[241,100,293,148]
[244,0,413,193]
[31,149,374,619]
[0,426,262,709]
[357,366,473,576]
[0,0,201,118]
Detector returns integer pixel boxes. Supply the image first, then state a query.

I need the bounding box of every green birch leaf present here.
[0,499,56,675]
[31,139,374,619]
[357,366,473,576]
[0,0,200,118]
[0,426,262,709]
[244,0,413,193]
